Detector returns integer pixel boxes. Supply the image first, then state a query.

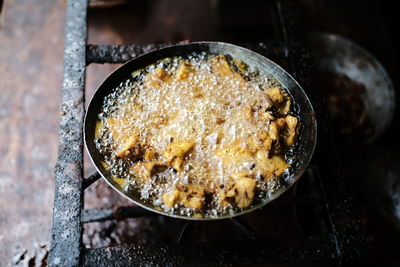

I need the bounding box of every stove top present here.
[48,0,366,265]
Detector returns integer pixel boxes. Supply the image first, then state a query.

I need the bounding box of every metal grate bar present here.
[86,44,170,64]
[175,221,195,244]
[231,217,260,240]
[86,42,288,65]
[275,0,365,262]
[82,206,155,223]
[83,235,340,266]
[48,0,88,266]
[83,172,101,190]
[241,42,289,59]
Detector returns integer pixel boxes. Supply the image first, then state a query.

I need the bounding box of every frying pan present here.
[309,32,395,143]
[84,42,317,220]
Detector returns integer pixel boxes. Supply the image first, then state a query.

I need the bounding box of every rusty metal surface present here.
[82,235,340,266]
[82,206,155,223]
[48,0,88,265]
[86,44,169,64]
[86,42,288,65]
[82,171,101,190]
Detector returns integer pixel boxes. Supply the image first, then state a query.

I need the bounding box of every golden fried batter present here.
[95,54,299,215]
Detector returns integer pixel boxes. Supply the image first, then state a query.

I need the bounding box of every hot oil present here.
[95,52,298,218]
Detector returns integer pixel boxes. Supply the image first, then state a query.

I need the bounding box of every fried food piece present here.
[116,134,140,158]
[269,155,289,176]
[192,85,204,98]
[218,172,256,208]
[233,58,248,72]
[266,87,292,114]
[216,180,236,207]
[144,148,157,161]
[132,161,167,181]
[285,115,299,146]
[162,184,205,209]
[170,157,184,172]
[154,67,170,81]
[146,67,171,87]
[95,120,104,139]
[113,177,129,189]
[107,117,129,140]
[259,110,275,123]
[246,131,274,155]
[176,61,194,81]
[107,117,143,158]
[255,150,289,179]
[276,117,286,127]
[179,184,205,210]
[266,116,299,147]
[210,55,247,88]
[246,136,260,154]
[266,87,285,103]
[100,161,109,170]
[231,172,250,180]
[162,190,180,208]
[210,55,234,76]
[243,105,254,120]
[214,140,255,181]
[263,135,273,151]
[255,91,274,112]
[164,140,195,162]
[280,98,291,114]
[215,140,253,164]
[268,121,280,141]
[163,140,195,172]
[234,177,256,208]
